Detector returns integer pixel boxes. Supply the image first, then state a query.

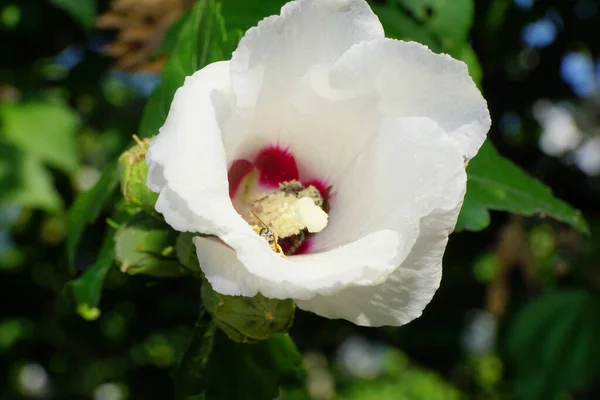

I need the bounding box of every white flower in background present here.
[337,336,385,379]
[461,309,498,356]
[94,383,125,400]
[17,363,50,397]
[533,100,583,156]
[146,0,490,326]
[574,137,600,176]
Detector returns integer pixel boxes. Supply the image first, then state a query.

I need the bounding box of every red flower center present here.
[227,145,331,255]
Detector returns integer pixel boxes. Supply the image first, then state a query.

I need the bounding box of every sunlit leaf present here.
[341,367,462,400]
[66,161,119,266]
[48,0,97,29]
[138,0,236,138]
[0,142,63,212]
[65,228,116,320]
[457,142,589,234]
[507,290,600,400]
[0,101,79,173]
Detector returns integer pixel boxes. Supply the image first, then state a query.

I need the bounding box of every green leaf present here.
[175,316,218,399]
[220,0,287,32]
[394,0,474,56]
[176,232,201,272]
[0,101,79,173]
[66,161,119,267]
[374,0,474,56]
[138,0,236,138]
[154,11,189,57]
[457,142,589,234]
[372,1,482,83]
[0,142,63,212]
[175,318,305,400]
[65,229,116,320]
[371,3,441,52]
[48,0,97,29]
[114,214,184,277]
[507,290,600,400]
[205,333,304,400]
[458,45,482,86]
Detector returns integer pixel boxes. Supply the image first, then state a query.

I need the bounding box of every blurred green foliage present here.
[48,0,97,29]
[176,325,305,400]
[508,290,600,400]
[457,141,589,233]
[337,348,463,400]
[1,0,600,399]
[138,0,237,139]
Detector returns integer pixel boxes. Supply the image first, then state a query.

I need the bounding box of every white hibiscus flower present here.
[146,0,491,327]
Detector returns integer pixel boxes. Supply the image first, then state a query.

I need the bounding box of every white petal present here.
[197,228,401,300]
[147,5,479,308]
[222,87,382,188]
[312,117,465,252]
[146,60,401,300]
[223,38,489,190]
[195,117,466,306]
[146,61,249,236]
[296,206,461,327]
[319,38,491,160]
[220,0,387,182]
[193,236,263,297]
[295,117,467,326]
[230,0,384,111]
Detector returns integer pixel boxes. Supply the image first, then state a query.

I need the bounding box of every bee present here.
[249,210,285,257]
[286,231,305,255]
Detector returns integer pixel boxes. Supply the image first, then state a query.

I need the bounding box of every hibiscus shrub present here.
[2,0,600,399]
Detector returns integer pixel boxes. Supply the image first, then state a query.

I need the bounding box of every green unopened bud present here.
[114,214,186,277]
[201,281,295,343]
[118,135,158,213]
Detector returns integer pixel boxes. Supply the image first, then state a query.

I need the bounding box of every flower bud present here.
[201,280,295,343]
[118,135,158,213]
[114,214,186,278]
